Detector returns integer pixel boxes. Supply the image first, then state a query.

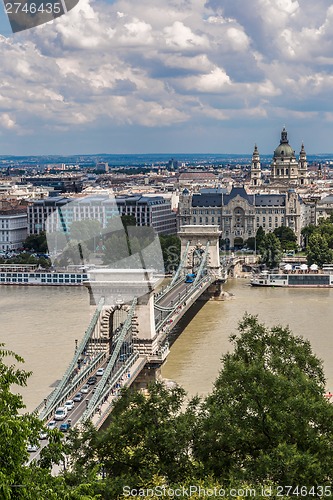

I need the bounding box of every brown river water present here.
[0,279,332,411]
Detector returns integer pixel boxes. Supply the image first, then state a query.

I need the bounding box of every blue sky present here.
[1,0,333,155]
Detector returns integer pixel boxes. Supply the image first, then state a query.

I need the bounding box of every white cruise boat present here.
[250,272,333,288]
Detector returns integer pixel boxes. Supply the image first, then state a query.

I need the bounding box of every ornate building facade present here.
[178,128,311,248]
[178,186,307,248]
[250,127,309,188]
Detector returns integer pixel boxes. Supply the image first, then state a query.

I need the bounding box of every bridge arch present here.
[100,305,132,354]
[178,225,222,280]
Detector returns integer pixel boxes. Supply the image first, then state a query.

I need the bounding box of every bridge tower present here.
[178,225,222,281]
[85,268,161,346]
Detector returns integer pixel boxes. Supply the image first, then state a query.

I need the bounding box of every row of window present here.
[188,208,286,215]
[0,278,82,283]
[257,216,285,223]
[0,273,87,278]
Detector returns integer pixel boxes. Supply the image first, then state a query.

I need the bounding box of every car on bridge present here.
[119,353,130,362]
[81,384,90,393]
[64,400,74,411]
[185,273,196,283]
[59,421,71,432]
[39,429,48,440]
[27,443,39,452]
[87,376,97,385]
[73,392,83,402]
[47,420,57,430]
[96,368,104,376]
[54,407,68,420]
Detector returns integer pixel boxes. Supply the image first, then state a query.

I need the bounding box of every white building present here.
[0,210,28,252]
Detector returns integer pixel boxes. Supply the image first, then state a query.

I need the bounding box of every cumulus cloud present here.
[0,0,333,150]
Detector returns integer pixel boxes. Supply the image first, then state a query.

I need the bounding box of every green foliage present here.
[2,316,333,497]
[0,344,68,499]
[258,232,283,268]
[120,215,136,229]
[69,220,102,251]
[306,233,333,267]
[301,224,317,249]
[65,384,199,496]
[56,240,89,267]
[244,237,255,251]
[256,226,265,248]
[195,314,333,486]
[102,227,156,267]
[0,253,51,268]
[23,232,48,253]
[159,234,181,273]
[273,226,297,251]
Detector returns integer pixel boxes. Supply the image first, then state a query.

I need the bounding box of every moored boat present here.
[251,272,333,288]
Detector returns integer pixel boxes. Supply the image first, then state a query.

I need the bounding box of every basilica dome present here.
[273,127,295,158]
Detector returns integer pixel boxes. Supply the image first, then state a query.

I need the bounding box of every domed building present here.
[270,127,308,187]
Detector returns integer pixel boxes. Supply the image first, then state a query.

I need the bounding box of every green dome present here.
[273,127,295,158]
[274,143,295,158]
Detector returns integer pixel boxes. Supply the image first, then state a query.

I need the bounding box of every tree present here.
[69,220,102,251]
[255,226,265,250]
[245,237,255,251]
[159,234,181,273]
[301,224,317,249]
[273,226,297,251]
[56,240,89,267]
[0,344,70,499]
[317,218,333,249]
[194,314,333,486]
[306,233,333,267]
[259,232,282,268]
[23,232,48,253]
[120,215,136,230]
[66,383,199,497]
[102,218,158,269]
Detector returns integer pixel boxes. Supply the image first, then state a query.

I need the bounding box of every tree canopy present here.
[22,232,48,253]
[194,314,333,487]
[2,314,333,498]
[258,232,283,269]
[63,315,333,496]
[306,233,333,267]
[273,225,297,251]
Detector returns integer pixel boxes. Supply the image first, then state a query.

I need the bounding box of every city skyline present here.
[1,0,333,154]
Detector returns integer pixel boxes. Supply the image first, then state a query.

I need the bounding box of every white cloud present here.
[191,67,231,93]
[226,27,250,51]
[0,113,16,129]
[164,21,209,49]
[0,0,333,151]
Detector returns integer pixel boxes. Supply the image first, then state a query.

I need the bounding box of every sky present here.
[1,0,333,155]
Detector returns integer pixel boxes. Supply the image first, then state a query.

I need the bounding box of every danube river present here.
[1,279,333,411]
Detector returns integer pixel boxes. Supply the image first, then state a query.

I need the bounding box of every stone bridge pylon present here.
[178,225,223,281]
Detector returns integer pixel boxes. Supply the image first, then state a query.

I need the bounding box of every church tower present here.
[270,127,299,185]
[298,142,308,186]
[250,144,262,186]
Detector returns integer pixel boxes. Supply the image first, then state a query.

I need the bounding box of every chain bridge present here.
[33,226,232,437]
